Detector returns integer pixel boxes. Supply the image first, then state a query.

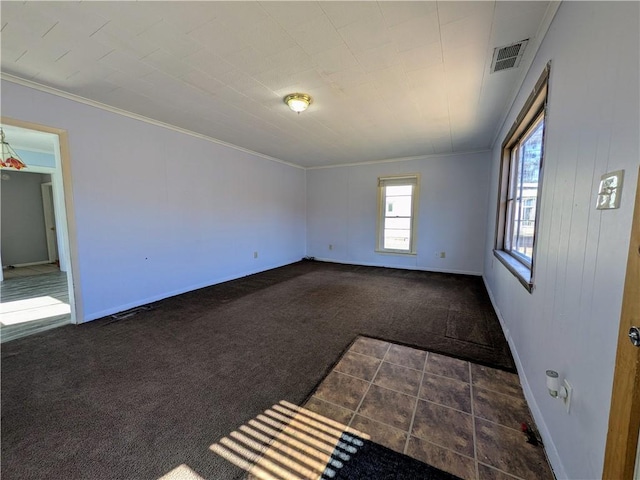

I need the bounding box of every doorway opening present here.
[0,122,78,342]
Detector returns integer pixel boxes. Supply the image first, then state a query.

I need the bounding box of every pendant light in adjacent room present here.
[0,128,27,170]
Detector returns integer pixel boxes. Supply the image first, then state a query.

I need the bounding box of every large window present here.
[377,175,418,254]
[495,64,549,290]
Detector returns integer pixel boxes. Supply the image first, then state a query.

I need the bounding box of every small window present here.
[377,175,418,254]
[494,64,549,291]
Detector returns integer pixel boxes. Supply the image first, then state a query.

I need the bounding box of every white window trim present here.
[376,174,419,255]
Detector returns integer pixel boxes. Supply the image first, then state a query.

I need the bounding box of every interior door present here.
[41,182,58,263]
[603,167,640,479]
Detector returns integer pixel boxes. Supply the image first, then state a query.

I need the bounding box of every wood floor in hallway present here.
[1,268,70,343]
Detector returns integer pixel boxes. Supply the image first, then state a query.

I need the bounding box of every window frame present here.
[494,63,550,292]
[376,174,419,255]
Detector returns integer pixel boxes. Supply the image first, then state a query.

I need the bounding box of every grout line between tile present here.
[341,349,385,363]
[350,341,391,362]
[473,415,532,433]
[351,411,409,435]
[382,358,425,373]
[477,461,527,480]
[472,382,525,401]
[403,351,429,454]
[331,368,419,398]
[411,395,473,417]
[347,343,391,430]
[423,369,471,385]
[408,434,477,462]
[307,396,358,415]
[422,350,430,374]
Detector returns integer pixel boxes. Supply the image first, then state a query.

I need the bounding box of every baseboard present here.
[482,275,567,480]
[3,260,53,268]
[312,257,483,276]
[82,258,303,322]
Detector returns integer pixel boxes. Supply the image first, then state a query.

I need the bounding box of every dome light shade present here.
[284,93,312,113]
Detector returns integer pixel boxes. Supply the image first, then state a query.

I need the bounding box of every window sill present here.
[493,250,534,293]
[375,250,417,256]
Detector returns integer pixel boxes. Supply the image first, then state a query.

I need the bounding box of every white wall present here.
[307,151,491,275]
[1,80,306,322]
[483,2,639,479]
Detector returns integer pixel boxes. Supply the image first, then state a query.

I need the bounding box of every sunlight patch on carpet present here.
[157,464,205,480]
[210,400,369,480]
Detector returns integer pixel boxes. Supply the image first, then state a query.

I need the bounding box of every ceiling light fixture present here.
[0,129,27,170]
[284,93,312,113]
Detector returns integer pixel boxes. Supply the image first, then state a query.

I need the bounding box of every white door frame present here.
[41,182,58,264]
[1,117,83,324]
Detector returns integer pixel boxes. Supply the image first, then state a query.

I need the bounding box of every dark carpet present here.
[330,434,462,480]
[1,260,514,480]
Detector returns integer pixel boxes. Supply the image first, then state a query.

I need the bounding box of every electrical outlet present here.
[253,251,258,259]
[329,244,333,250]
[563,379,572,413]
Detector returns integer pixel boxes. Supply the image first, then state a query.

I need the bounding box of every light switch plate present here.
[596,170,624,210]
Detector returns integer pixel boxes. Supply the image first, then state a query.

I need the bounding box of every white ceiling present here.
[0,1,554,168]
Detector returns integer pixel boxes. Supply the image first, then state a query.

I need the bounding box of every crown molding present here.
[306,149,492,170]
[0,73,305,170]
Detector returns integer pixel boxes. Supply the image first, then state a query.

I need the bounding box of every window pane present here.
[385,195,412,217]
[385,217,411,230]
[521,121,543,183]
[511,118,543,262]
[386,185,412,196]
[384,229,411,250]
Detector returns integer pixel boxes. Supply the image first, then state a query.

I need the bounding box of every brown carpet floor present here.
[1,260,514,480]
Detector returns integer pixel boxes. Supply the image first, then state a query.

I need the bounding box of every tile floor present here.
[303,336,555,480]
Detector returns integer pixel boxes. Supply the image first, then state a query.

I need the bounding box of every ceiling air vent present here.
[490,39,529,73]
